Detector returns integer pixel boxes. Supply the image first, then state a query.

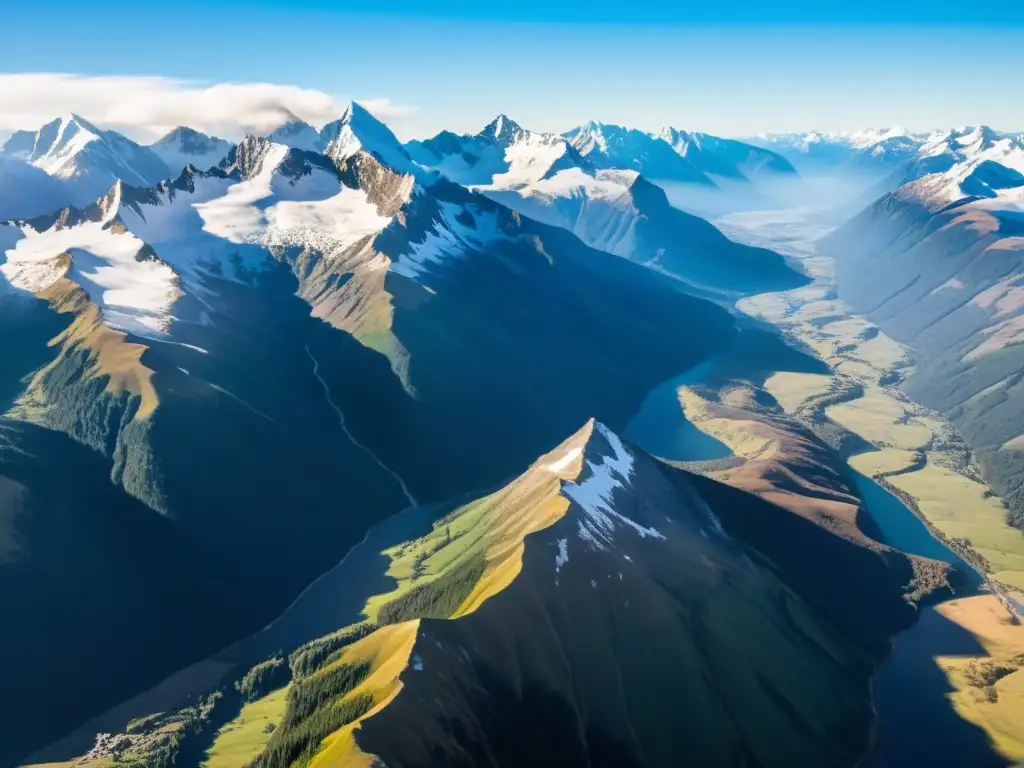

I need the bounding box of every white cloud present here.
[0,73,416,142]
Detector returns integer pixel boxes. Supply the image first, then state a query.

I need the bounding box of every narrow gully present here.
[305,345,419,509]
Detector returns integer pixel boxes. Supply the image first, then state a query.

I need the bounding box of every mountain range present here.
[822,127,1024,533]
[0,115,237,219]
[0,103,764,764]
[405,114,804,293]
[2,103,1021,768]
[748,127,929,176]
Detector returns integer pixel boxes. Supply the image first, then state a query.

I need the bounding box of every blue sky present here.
[1,2,1023,139]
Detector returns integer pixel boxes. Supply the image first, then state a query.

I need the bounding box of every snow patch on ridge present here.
[389,202,504,281]
[196,143,290,243]
[266,120,323,153]
[490,132,575,188]
[563,423,665,548]
[547,446,582,473]
[483,168,640,257]
[1,220,179,335]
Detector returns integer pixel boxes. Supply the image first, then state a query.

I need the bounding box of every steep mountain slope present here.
[0,167,414,763]
[148,126,234,175]
[1,111,741,763]
[823,138,1024,534]
[324,102,417,174]
[565,120,716,185]
[851,126,1023,209]
[0,155,71,219]
[484,170,807,294]
[656,127,797,182]
[25,422,934,768]
[407,115,806,294]
[1,114,171,206]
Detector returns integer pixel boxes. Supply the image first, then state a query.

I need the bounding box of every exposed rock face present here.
[408,116,807,295]
[1,119,742,762]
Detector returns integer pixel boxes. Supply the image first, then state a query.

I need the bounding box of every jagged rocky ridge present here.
[0,106,751,764]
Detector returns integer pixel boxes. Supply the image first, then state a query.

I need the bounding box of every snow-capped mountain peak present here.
[1,114,171,208]
[265,118,323,153]
[847,126,909,149]
[149,126,233,176]
[900,127,1024,207]
[655,127,797,182]
[320,101,415,174]
[404,115,589,189]
[918,125,1016,163]
[29,114,105,171]
[564,120,715,186]
[566,120,613,155]
[656,126,692,145]
[478,114,526,145]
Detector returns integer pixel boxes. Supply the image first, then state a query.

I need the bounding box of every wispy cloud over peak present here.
[0,73,416,141]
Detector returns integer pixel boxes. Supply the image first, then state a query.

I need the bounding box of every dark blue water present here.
[627,354,1005,765]
[852,468,979,585]
[853,468,1004,765]
[874,605,1009,767]
[624,360,733,462]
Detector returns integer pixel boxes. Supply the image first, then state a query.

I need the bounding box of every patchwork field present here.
[763,371,833,413]
[826,387,933,451]
[888,465,1024,590]
[848,448,920,477]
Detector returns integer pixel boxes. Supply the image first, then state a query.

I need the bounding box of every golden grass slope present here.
[848,448,920,477]
[677,384,869,540]
[363,422,591,622]
[935,596,1024,762]
[202,686,290,768]
[307,621,420,768]
[302,423,594,766]
[826,386,932,451]
[763,371,833,414]
[11,274,159,422]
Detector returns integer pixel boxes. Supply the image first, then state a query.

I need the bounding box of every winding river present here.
[628,205,1012,766]
[720,207,1017,767]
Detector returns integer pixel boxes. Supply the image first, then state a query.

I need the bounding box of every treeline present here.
[238,547,487,764]
[286,661,371,725]
[377,553,487,625]
[249,693,374,768]
[289,623,375,680]
[237,657,289,702]
[947,536,993,574]
[249,661,373,768]
[963,659,1020,704]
